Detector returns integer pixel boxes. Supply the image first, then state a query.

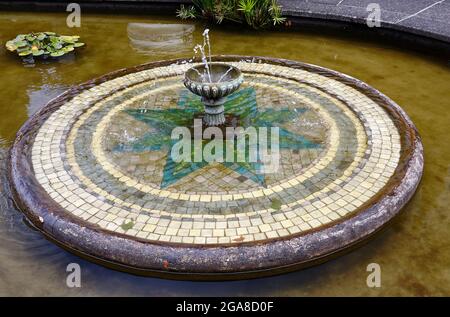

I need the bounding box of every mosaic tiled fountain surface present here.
[10,56,423,278]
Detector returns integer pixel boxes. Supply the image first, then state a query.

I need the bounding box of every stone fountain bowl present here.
[184,63,243,100]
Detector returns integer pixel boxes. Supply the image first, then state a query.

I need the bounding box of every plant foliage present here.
[176,0,286,29]
[5,32,85,60]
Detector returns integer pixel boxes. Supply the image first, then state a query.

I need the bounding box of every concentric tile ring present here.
[9,56,423,279]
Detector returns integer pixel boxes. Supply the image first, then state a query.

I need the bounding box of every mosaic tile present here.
[30,61,402,245]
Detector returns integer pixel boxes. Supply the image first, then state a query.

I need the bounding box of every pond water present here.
[0,11,449,296]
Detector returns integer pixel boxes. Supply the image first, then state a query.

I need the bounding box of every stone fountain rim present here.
[8,55,424,279]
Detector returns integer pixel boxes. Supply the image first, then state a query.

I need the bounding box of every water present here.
[193,29,234,83]
[217,66,234,83]
[127,23,195,56]
[0,11,449,296]
[193,29,213,83]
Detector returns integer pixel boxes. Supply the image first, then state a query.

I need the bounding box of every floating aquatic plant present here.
[5,32,85,61]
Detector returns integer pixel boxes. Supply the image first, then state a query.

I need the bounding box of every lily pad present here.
[15,40,28,48]
[60,35,76,44]
[36,33,47,41]
[5,41,17,51]
[5,32,84,61]
[52,42,63,50]
[50,50,65,57]
[32,49,45,56]
[62,45,74,53]
[18,50,32,56]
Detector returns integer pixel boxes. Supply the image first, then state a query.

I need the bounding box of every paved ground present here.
[279,0,450,42]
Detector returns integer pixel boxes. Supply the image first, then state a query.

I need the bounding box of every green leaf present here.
[270,198,282,210]
[6,32,84,59]
[18,49,32,56]
[25,34,36,42]
[120,220,134,231]
[62,45,74,53]
[52,42,63,49]
[60,35,76,43]
[50,36,60,44]
[36,33,46,41]
[5,40,17,51]
[32,49,45,56]
[17,46,30,53]
[15,40,28,48]
[50,50,65,57]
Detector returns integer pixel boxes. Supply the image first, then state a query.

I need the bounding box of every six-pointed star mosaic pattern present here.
[32,61,401,245]
[115,86,321,188]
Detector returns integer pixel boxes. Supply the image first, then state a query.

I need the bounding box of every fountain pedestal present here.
[184,62,243,126]
[202,97,226,126]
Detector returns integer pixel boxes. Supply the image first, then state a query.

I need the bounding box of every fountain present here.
[9,31,423,279]
[183,29,243,126]
[184,63,243,126]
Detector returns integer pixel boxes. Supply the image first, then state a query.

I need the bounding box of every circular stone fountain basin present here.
[9,56,423,279]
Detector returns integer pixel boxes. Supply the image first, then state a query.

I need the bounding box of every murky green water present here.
[0,11,449,296]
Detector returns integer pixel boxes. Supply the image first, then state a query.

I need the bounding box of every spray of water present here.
[190,67,203,77]
[217,66,234,83]
[204,29,212,67]
[192,29,213,83]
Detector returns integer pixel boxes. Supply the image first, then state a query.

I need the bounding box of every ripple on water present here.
[0,142,82,295]
[0,139,328,296]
